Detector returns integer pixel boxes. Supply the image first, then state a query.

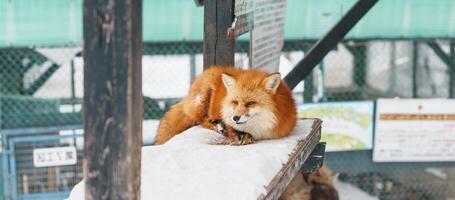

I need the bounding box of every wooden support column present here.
[203,0,235,68]
[83,0,142,199]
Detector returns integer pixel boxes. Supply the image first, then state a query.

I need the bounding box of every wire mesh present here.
[1,40,455,200]
[13,135,83,195]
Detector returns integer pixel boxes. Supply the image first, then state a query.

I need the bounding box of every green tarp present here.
[1,0,455,47]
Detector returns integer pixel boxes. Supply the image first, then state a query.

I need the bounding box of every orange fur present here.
[280,166,339,200]
[155,66,297,145]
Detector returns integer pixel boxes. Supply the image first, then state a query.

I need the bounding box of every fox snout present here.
[232,115,249,124]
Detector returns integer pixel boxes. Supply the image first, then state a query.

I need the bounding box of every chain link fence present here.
[1,39,455,199]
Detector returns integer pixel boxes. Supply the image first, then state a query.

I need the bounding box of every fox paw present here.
[209,119,222,125]
[209,119,228,137]
[215,131,255,146]
[215,137,237,145]
[234,131,255,145]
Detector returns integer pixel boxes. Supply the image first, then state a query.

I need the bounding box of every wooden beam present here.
[427,41,451,66]
[427,41,455,98]
[83,0,142,199]
[284,0,378,89]
[203,0,235,68]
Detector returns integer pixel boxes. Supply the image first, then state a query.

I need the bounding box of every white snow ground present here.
[335,181,379,200]
[67,119,316,200]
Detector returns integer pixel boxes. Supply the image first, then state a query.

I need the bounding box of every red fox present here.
[155,66,297,145]
[280,166,339,200]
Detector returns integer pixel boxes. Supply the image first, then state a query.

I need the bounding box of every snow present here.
[335,181,379,200]
[67,119,316,200]
[142,120,160,145]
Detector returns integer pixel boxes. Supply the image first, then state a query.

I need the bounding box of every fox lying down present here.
[155,66,297,145]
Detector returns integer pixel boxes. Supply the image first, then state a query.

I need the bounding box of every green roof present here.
[1,0,455,47]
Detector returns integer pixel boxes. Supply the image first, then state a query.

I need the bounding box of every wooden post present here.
[83,0,142,199]
[203,0,235,68]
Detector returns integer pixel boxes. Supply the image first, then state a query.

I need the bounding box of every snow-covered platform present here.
[68,119,322,200]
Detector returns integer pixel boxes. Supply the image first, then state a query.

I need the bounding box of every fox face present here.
[220,72,282,139]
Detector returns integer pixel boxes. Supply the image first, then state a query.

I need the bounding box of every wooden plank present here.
[203,0,235,68]
[83,0,142,199]
[258,119,322,200]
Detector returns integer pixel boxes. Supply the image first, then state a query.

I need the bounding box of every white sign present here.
[373,99,455,162]
[33,146,77,167]
[233,0,254,36]
[233,0,287,72]
[250,0,287,72]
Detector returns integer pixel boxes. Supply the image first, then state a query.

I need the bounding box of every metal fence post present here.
[412,41,418,98]
[83,0,143,199]
[450,41,454,98]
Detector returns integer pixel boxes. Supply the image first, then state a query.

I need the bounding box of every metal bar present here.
[303,73,314,102]
[190,54,196,83]
[450,41,455,98]
[24,63,60,95]
[18,191,71,200]
[143,40,314,55]
[427,41,451,66]
[83,0,143,199]
[2,130,12,200]
[412,41,418,98]
[70,58,76,107]
[2,125,82,135]
[284,0,378,89]
[203,0,235,68]
[427,41,454,97]
[325,150,455,173]
[301,142,326,173]
[346,43,367,88]
[8,140,17,200]
[11,134,82,143]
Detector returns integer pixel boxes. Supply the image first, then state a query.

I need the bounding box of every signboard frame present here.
[373,99,455,162]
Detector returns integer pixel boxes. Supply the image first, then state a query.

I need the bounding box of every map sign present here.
[298,101,374,152]
[233,0,287,72]
[373,99,455,162]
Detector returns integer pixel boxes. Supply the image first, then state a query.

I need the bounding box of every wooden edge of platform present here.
[258,118,322,200]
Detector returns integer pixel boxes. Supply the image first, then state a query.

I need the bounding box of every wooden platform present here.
[68,119,322,200]
[260,119,322,199]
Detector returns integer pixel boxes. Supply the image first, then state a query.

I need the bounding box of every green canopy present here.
[1,0,454,47]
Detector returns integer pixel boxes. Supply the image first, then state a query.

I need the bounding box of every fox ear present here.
[221,73,236,91]
[263,72,281,94]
